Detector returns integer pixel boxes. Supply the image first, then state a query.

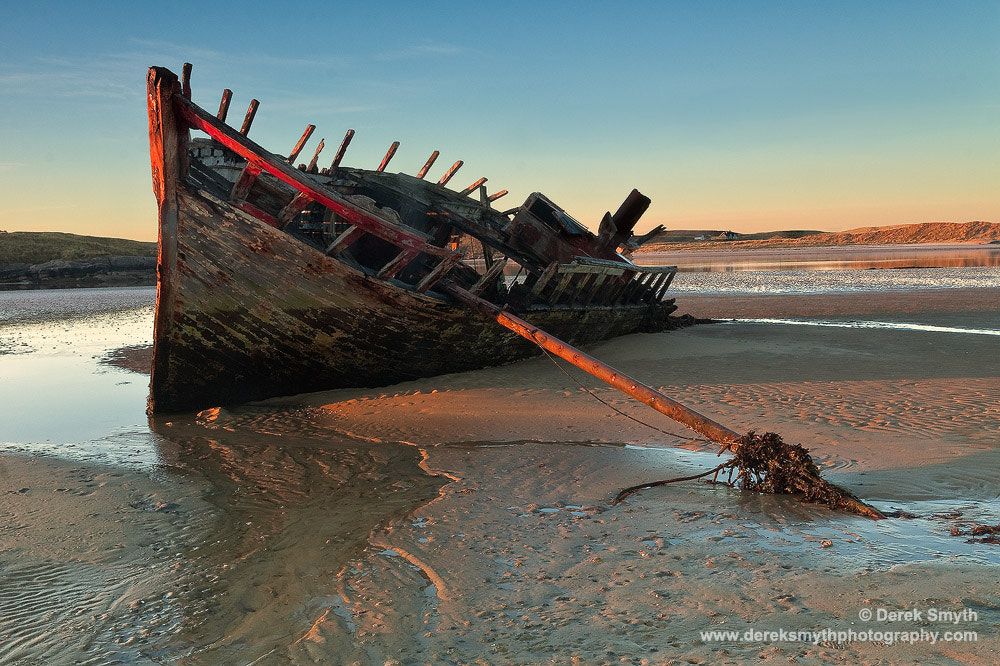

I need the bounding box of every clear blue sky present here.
[1,1,997,241]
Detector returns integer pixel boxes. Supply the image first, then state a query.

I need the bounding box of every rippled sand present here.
[1,285,999,664]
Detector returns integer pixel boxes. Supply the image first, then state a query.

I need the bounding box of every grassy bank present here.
[0,232,156,266]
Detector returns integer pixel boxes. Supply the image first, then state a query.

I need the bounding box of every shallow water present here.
[1,267,998,662]
[640,244,1000,293]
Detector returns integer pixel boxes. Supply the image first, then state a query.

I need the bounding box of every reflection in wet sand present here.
[147,407,446,664]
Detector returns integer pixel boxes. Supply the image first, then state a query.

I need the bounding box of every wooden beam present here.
[326,225,365,256]
[548,271,576,305]
[306,138,325,172]
[581,272,609,306]
[240,99,259,135]
[416,150,439,178]
[287,124,316,164]
[654,269,677,301]
[230,162,262,204]
[330,129,355,170]
[459,177,487,197]
[415,254,462,293]
[277,192,313,229]
[217,89,233,121]
[377,249,419,280]
[174,94,459,260]
[237,201,278,228]
[181,63,192,99]
[568,271,597,305]
[438,160,463,186]
[528,262,559,300]
[377,141,400,172]
[487,189,508,202]
[470,257,508,295]
[442,281,742,446]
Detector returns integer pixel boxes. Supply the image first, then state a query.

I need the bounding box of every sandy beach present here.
[1,280,998,664]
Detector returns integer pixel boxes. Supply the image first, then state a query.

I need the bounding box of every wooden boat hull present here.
[151,183,676,413]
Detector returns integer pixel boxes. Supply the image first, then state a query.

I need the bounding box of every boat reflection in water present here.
[148,405,445,663]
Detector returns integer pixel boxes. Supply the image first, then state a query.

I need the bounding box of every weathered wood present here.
[582,272,610,306]
[277,192,313,229]
[330,129,355,170]
[655,270,677,301]
[377,141,400,172]
[230,162,262,203]
[287,125,316,164]
[240,99,259,135]
[147,67,189,413]
[377,249,419,280]
[487,189,508,202]
[306,138,325,172]
[237,201,278,227]
[147,66,683,415]
[416,150,439,178]
[325,225,365,256]
[569,271,596,304]
[217,89,233,121]
[415,254,462,293]
[470,256,508,295]
[181,63,192,99]
[528,261,559,300]
[548,271,576,305]
[438,160,463,186]
[459,177,487,197]
[443,281,741,445]
[174,96,459,260]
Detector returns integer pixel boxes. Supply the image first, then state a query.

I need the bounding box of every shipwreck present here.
[147,64,884,519]
[147,64,680,414]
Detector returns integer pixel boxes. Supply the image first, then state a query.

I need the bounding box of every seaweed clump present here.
[727,432,883,519]
[614,431,884,519]
[949,523,1000,545]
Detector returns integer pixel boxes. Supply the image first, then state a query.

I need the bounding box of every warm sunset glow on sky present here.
[1,1,997,241]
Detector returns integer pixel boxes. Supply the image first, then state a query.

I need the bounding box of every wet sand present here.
[2,286,999,664]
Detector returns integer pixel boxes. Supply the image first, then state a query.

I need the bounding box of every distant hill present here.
[0,231,156,266]
[0,231,157,288]
[638,221,1000,252]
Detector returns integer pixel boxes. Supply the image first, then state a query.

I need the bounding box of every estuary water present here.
[1,247,999,664]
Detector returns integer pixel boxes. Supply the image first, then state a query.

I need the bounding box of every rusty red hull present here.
[147,65,679,413]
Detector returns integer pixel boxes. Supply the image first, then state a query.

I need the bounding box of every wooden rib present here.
[438,160,463,186]
[175,95,458,259]
[306,138,325,172]
[240,100,259,135]
[470,257,508,295]
[416,151,439,178]
[606,270,637,304]
[459,177,487,197]
[548,272,576,305]
[528,262,559,300]
[237,201,277,227]
[376,249,418,279]
[655,269,677,300]
[217,89,233,121]
[377,141,400,172]
[181,63,192,99]
[277,192,313,229]
[325,225,365,256]
[487,189,508,202]
[415,254,461,293]
[230,162,262,203]
[642,273,667,303]
[287,125,316,164]
[330,129,355,170]
[581,272,610,306]
[569,272,596,304]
